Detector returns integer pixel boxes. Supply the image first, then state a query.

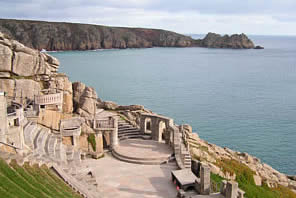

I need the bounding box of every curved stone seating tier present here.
[23,120,79,166]
[118,120,149,141]
[66,146,81,166]
[112,139,172,165]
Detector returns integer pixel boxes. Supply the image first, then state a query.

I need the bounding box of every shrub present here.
[87,134,96,151]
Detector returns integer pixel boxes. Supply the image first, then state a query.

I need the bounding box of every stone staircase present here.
[118,120,144,141]
[65,166,99,194]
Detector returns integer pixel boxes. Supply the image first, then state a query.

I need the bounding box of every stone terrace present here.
[82,153,178,198]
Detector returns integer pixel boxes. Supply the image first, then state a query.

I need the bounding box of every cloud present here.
[0,0,295,35]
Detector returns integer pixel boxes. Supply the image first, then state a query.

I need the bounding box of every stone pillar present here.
[226,181,238,198]
[95,132,103,153]
[0,93,8,143]
[191,160,201,177]
[73,135,80,149]
[200,164,211,195]
[151,118,158,141]
[140,115,146,134]
[238,189,245,198]
[111,117,118,148]
[220,180,227,196]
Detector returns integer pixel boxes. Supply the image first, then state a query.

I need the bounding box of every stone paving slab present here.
[117,139,172,160]
[82,154,178,198]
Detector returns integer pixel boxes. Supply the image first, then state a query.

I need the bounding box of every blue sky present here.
[1,0,296,35]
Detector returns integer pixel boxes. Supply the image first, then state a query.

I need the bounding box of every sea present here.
[49,35,296,175]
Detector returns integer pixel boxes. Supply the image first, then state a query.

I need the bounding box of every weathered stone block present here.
[0,44,12,72]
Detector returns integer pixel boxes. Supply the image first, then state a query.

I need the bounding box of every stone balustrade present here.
[35,92,63,105]
[94,118,115,130]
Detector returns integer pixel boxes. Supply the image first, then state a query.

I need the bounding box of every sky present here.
[1,0,296,36]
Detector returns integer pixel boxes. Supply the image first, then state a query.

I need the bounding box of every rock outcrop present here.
[0,19,262,51]
[187,132,295,189]
[72,81,99,118]
[0,31,74,131]
[194,32,256,49]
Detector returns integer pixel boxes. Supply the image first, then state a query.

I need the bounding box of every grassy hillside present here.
[211,159,296,198]
[0,158,82,198]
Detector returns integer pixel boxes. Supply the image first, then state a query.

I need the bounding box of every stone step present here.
[118,128,139,132]
[36,129,49,154]
[23,120,32,129]
[33,129,42,150]
[113,147,170,161]
[48,135,57,158]
[112,150,168,165]
[118,123,134,128]
[118,131,141,136]
[44,134,53,155]
[55,142,66,163]
[24,122,38,147]
[119,134,143,141]
[118,124,134,129]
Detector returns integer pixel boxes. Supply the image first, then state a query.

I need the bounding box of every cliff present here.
[0,19,193,50]
[0,19,262,51]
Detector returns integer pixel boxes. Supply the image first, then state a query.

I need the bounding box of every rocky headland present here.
[0,18,263,51]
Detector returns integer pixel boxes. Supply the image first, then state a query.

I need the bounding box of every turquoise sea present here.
[50,35,296,175]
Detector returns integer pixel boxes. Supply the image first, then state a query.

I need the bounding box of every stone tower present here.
[0,91,8,144]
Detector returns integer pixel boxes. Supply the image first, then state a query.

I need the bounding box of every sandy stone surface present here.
[117,139,172,160]
[82,154,178,198]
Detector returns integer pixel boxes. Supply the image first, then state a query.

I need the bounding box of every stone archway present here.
[158,121,166,142]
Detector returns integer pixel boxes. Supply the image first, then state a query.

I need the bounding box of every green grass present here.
[211,173,224,192]
[0,158,82,198]
[215,158,296,198]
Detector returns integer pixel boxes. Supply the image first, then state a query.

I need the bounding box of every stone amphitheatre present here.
[0,31,296,198]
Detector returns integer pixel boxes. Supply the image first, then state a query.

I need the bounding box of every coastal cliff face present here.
[0,19,261,51]
[0,19,193,51]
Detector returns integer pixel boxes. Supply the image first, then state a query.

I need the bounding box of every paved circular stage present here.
[112,139,173,165]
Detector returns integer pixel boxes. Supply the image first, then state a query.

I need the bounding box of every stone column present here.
[73,135,80,149]
[140,115,146,134]
[200,164,211,195]
[151,118,158,141]
[95,132,103,153]
[220,180,227,196]
[111,117,118,148]
[226,181,238,198]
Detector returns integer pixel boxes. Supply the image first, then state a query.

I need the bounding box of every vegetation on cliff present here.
[0,159,82,198]
[204,158,296,198]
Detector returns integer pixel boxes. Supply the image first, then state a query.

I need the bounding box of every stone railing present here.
[35,92,63,105]
[93,118,115,130]
[60,118,82,137]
